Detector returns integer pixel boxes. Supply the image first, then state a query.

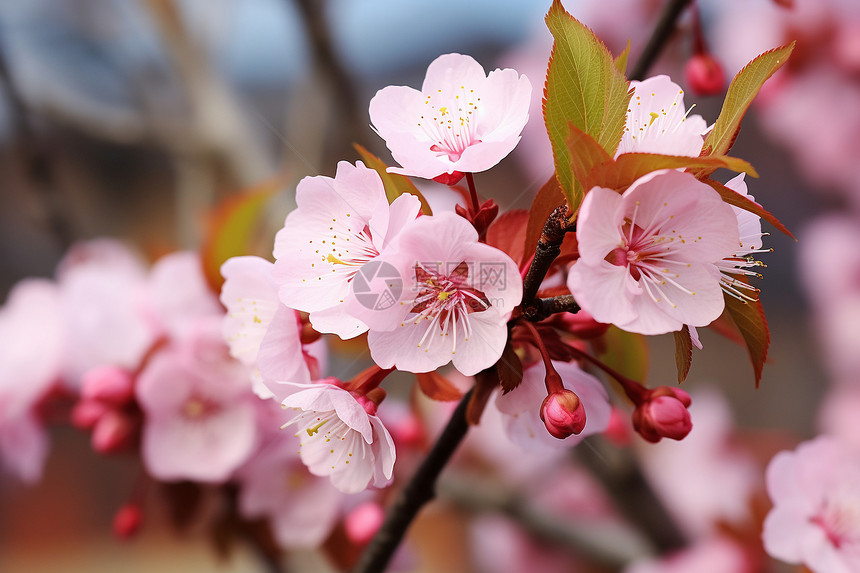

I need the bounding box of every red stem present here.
[465,172,480,215]
[519,320,565,394]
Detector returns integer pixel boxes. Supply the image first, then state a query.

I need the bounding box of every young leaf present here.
[701,42,795,161]
[498,338,524,394]
[723,293,770,387]
[705,179,794,239]
[597,326,649,383]
[591,152,758,192]
[566,124,613,193]
[522,174,566,269]
[673,326,693,384]
[615,40,631,76]
[354,143,432,215]
[201,181,279,293]
[486,209,529,267]
[415,371,463,401]
[544,0,631,212]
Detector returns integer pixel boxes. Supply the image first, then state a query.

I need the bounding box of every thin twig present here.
[351,388,475,573]
[521,205,573,305]
[629,0,695,82]
[522,294,580,323]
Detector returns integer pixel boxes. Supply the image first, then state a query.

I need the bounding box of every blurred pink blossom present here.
[624,535,754,573]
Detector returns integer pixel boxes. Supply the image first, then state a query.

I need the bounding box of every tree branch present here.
[629,0,695,82]
[521,205,573,305]
[351,388,475,573]
[522,294,580,323]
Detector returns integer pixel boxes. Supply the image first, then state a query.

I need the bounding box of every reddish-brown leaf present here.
[723,293,770,387]
[486,209,529,266]
[566,124,613,195]
[705,179,794,239]
[522,175,566,269]
[673,326,693,384]
[467,367,499,425]
[415,371,463,401]
[498,338,524,394]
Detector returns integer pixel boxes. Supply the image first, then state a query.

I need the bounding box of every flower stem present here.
[351,387,475,573]
[465,172,480,215]
[629,0,695,82]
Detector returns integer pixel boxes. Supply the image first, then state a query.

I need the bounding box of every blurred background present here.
[0,0,849,571]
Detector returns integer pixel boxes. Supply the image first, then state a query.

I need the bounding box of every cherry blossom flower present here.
[567,170,739,335]
[136,320,258,482]
[273,161,421,339]
[346,212,522,375]
[237,421,343,548]
[369,53,531,182]
[220,256,311,398]
[280,381,395,494]
[0,280,64,482]
[495,360,611,451]
[763,436,860,573]
[616,75,708,157]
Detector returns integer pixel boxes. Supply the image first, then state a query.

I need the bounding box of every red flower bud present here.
[113,503,143,540]
[81,365,135,407]
[92,410,136,454]
[70,398,109,430]
[540,389,586,439]
[685,54,725,96]
[632,387,692,443]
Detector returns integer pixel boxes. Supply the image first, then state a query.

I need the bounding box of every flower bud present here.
[113,503,143,540]
[632,387,692,443]
[70,398,109,430]
[344,501,385,546]
[685,54,725,96]
[81,365,135,407]
[540,389,587,439]
[92,410,135,454]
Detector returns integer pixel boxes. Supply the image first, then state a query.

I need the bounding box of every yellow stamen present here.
[306,419,328,436]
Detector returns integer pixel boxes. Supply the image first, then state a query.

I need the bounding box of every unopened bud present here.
[685,54,725,96]
[113,503,143,540]
[92,410,135,454]
[432,171,465,186]
[540,390,586,439]
[344,501,385,546]
[81,366,135,407]
[71,398,109,430]
[632,387,692,443]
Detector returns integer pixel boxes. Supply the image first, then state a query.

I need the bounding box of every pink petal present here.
[575,186,625,264]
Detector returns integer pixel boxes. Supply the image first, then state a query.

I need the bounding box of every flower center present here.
[811,492,860,550]
[407,261,490,353]
[183,395,218,420]
[419,87,482,162]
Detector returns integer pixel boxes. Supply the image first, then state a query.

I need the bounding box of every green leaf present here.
[202,181,280,293]
[598,326,649,383]
[723,293,770,387]
[702,42,795,161]
[594,152,758,192]
[354,144,432,215]
[522,174,566,269]
[705,179,794,239]
[544,0,632,213]
[673,326,693,384]
[615,40,631,76]
[566,124,614,193]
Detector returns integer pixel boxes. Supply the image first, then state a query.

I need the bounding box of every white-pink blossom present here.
[624,536,754,573]
[136,320,258,482]
[347,212,522,376]
[237,423,343,548]
[763,436,860,573]
[495,360,611,451]
[273,161,421,340]
[220,256,311,398]
[616,75,708,158]
[0,280,63,482]
[369,53,531,181]
[280,382,395,494]
[568,170,739,335]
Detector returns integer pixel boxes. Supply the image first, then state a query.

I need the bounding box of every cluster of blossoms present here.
[1,2,806,571]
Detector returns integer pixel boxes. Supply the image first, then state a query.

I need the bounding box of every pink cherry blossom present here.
[280,381,395,494]
[763,436,860,573]
[616,75,708,157]
[625,536,754,573]
[237,424,343,548]
[495,360,611,451]
[567,170,739,335]
[272,161,421,339]
[346,212,522,376]
[0,279,64,482]
[369,53,531,181]
[220,256,311,397]
[136,319,258,482]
